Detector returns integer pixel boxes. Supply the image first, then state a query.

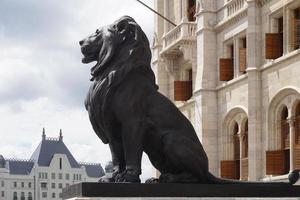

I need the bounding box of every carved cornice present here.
[215,8,248,32]
[258,0,272,7]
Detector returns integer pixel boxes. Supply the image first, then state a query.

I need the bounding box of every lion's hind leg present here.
[160,132,210,183]
[159,172,200,183]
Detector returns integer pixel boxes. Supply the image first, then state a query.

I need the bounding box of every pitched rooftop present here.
[1,128,104,177]
[6,159,34,175]
[79,163,105,178]
[30,129,80,168]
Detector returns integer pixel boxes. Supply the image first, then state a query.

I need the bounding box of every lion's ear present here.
[116,19,137,42]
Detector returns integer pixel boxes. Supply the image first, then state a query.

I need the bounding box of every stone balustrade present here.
[226,0,247,17]
[162,22,197,53]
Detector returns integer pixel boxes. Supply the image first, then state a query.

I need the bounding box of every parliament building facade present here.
[152,0,300,182]
[0,129,104,200]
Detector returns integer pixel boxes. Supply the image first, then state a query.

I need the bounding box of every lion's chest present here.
[85,78,112,139]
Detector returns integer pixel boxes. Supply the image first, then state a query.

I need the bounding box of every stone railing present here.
[226,0,247,17]
[162,22,197,51]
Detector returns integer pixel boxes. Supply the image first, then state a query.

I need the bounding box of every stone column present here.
[181,0,188,22]
[233,36,239,78]
[239,132,243,180]
[283,6,288,55]
[164,0,169,33]
[288,118,296,171]
[194,0,218,175]
[246,0,263,181]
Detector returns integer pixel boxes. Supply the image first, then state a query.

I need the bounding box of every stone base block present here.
[62,182,300,199]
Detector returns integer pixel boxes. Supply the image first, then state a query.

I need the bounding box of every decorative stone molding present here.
[161,22,197,55]
[258,0,272,7]
[160,52,181,77]
[179,41,197,64]
[227,0,247,17]
[215,9,248,32]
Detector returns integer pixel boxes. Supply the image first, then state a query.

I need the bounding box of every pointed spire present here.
[42,128,46,140]
[59,129,63,141]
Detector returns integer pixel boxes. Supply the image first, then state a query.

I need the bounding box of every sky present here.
[0,0,155,180]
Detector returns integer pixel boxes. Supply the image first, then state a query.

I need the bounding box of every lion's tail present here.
[207,170,299,185]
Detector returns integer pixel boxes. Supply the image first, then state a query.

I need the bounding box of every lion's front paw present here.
[115,169,141,183]
[98,175,114,183]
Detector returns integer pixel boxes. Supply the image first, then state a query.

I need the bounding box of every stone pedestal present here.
[63,183,300,200]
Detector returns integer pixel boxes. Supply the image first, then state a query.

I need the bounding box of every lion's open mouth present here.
[81,47,98,64]
[82,54,96,64]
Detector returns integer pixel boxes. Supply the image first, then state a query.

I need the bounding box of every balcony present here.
[226,0,246,17]
[161,22,197,55]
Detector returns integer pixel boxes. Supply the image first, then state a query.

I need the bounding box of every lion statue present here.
[79,16,299,184]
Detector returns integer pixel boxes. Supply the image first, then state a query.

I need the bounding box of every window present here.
[220,121,240,180]
[28,182,31,188]
[59,193,62,198]
[20,192,25,200]
[59,158,62,169]
[1,191,4,197]
[51,173,55,179]
[39,173,42,179]
[51,183,55,189]
[13,182,17,188]
[52,192,56,198]
[13,192,17,200]
[239,37,247,74]
[293,8,300,50]
[187,0,196,21]
[1,181,4,187]
[28,192,32,200]
[66,183,69,187]
[21,182,24,188]
[79,174,82,181]
[174,69,193,101]
[220,43,234,81]
[58,183,62,189]
[65,173,70,180]
[58,173,63,180]
[266,106,290,175]
[73,174,75,180]
[265,17,283,59]
[41,182,47,189]
[42,192,47,198]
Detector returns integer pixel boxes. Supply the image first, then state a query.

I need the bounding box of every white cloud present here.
[0,0,156,180]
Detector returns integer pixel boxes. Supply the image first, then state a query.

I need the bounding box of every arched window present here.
[266,105,290,175]
[13,192,18,200]
[221,121,240,180]
[28,192,32,200]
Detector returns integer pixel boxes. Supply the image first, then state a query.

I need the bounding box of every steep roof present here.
[30,138,80,168]
[7,159,34,175]
[80,163,105,178]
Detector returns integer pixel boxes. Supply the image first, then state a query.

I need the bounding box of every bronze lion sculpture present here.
[79,16,299,184]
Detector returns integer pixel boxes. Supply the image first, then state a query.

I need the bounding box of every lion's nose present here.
[79,40,84,46]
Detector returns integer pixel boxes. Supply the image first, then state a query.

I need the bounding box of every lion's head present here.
[79,16,154,84]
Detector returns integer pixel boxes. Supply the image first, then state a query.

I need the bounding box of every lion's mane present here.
[85,16,158,144]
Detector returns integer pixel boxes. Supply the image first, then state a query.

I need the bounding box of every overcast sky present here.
[0,0,155,180]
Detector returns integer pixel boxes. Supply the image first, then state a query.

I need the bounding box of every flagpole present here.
[136,0,177,27]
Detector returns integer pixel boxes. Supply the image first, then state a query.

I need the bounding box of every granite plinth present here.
[62,182,300,199]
